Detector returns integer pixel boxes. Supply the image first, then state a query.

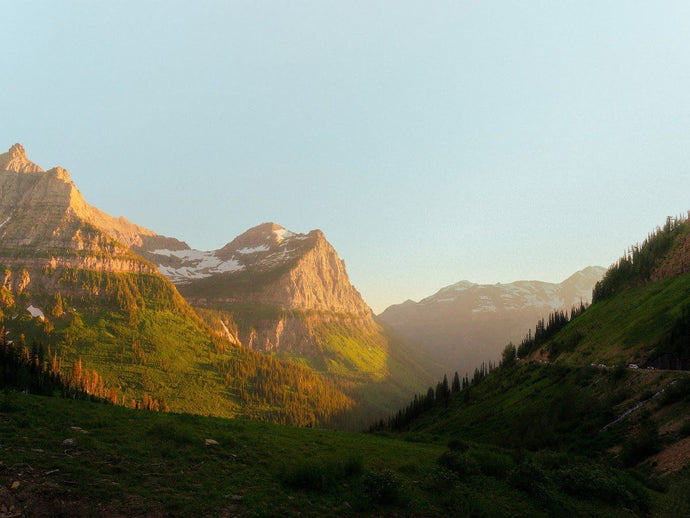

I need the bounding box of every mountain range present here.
[379,266,605,377]
[2,142,690,516]
[0,143,427,426]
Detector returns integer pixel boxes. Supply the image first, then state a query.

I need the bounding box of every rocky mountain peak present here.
[46,166,72,182]
[0,143,161,250]
[9,143,26,157]
[220,222,298,251]
[0,143,44,173]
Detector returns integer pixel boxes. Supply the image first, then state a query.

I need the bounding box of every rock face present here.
[0,144,160,262]
[379,266,606,377]
[0,143,192,311]
[147,223,370,315]
[145,222,387,366]
[0,143,44,173]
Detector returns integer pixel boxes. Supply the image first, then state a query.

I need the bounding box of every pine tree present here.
[452,371,461,393]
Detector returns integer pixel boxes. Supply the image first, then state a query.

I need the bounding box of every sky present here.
[2,2,690,313]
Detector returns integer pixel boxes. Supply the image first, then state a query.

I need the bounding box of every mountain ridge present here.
[0,143,429,426]
[379,266,605,377]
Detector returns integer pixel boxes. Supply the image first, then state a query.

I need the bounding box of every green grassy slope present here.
[0,267,358,426]
[533,272,690,366]
[194,304,434,428]
[0,390,671,518]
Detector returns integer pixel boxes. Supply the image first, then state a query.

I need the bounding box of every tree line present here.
[369,361,498,432]
[516,302,588,359]
[593,214,689,303]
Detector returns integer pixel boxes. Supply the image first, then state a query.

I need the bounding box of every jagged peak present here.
[0,143,44,173]
[46,166,71,182]
[9,143,26,157]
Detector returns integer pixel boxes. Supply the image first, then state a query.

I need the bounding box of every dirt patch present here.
[645,436,690,474]
[0,469,166,518]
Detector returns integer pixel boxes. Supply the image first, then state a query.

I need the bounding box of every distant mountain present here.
[379,266,605,377]
[382,214,690,477]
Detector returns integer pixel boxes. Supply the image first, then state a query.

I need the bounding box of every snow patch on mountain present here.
[150,248,245,282]
[237,245,270,254]
[274,227,295,241]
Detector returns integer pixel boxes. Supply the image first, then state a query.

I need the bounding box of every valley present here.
[1,144,689,516]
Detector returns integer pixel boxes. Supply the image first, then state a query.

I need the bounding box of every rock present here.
[62,438,77,448]
[70,426,88,434]
[204,438,219,446]
[10,481,20,490]
[230,495,242,501]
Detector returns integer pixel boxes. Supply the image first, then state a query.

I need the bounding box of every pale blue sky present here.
[2,2,690,312]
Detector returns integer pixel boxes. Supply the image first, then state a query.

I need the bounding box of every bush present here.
[469,449,514,479]
[509,461,572,516]
[508,460,549,494]
[425,466,460,490]
[281,456,363,492]
[556,464,636,507]
[659,471,690,518]
[362,469,404,505]
[437,451,480,480]
[447,438,469,452]
[620,417,660,467]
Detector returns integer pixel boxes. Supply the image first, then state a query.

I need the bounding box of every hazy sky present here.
[3,2,690,312]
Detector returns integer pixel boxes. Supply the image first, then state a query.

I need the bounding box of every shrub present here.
[425,466,460,490]
[281,456,362,492]
[437,450,480,480]
[659,471,690,518]
[620,417,660,467]
[556,464,636,507]
[469,449,514,479]
[447,438,469,452]
[508,460,549,494]
[362,468,404,505]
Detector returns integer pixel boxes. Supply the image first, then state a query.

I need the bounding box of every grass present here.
[0,390,661,517]
[540,272,690,366]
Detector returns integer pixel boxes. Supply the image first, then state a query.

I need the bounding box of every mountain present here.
[378,214,690,479]
[139,222,431,423]
[524,214,690,369]
[0,143,428,427]
[140,222,370,318]
[379,266,605,377]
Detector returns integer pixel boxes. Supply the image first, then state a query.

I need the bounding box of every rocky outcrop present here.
[0,144,168,300]
[0,143,43,173]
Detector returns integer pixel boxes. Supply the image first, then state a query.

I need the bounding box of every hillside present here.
[0,144,384,426]
[379,266,604,378]
[522,214,690,369]
[373,214,690,507]
[2,390,681,518]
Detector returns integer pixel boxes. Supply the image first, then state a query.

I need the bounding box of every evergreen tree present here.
[452,371,461,393]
